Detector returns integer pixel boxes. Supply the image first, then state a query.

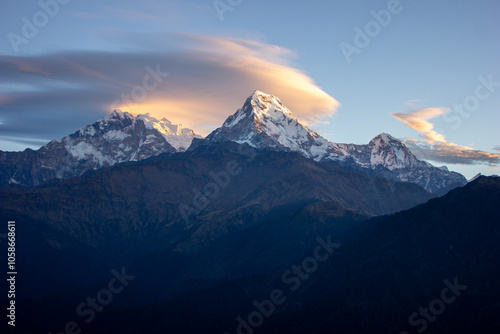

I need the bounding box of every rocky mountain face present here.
[0,110,201,187]
[193,90,467,193]
[4,175,498,334]
[254,176,500,334]
[0,142,435,298]
[332,133,467,193]
[199,91,341,159]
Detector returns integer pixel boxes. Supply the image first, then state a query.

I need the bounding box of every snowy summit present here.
[199,91,467,193]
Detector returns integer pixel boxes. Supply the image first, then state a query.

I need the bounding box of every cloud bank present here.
[391,108,500,165]
[0,32,339,149]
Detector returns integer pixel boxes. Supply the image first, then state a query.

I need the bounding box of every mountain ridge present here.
[5,175,498,334]
[191,90,467,193]
[0,90,467,192]
[0,141,436,298]
[0,110,201,187]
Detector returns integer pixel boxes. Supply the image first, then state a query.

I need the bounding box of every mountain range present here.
[0,141,434,298]
[193,91,466,193]
[0,91,466,193]
[2,173,498,333]
[0,110,200,187]
[0,90,497,334]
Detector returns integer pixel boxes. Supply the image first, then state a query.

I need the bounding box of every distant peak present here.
[468,173,482,183]
[249,90,282,107]
[370,133,406,147]
[110,109,132,120]
[240,90,297,123]
[136,113,160,124]
[251,90,271,98]
[111,109,124,117]
[373,133,395,142]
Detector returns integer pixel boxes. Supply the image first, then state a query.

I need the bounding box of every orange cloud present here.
[0,33,339,147]
[391,107,449,143]
[108,34,340,133]
[391,108,500,165]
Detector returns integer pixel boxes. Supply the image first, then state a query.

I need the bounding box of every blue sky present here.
[0,0,499,178]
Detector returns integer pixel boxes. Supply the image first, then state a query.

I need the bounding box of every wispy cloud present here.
[391,108,500,165]
[0,32,339,148]
[404,99,424,108]
[392,108,449,143]
[0,135,51,147]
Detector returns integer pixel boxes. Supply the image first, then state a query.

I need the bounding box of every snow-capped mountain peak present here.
[209,90,336,160]
[248,90,295,118]
[223,90,297,128]
[370,132,394,144]
[0,110,202,187]
[110,109,128,119]
[135,112,202,151]
[0,91,467,192]
[79,109,200,151]
[70,109,201,151]
[367,132,425,171]
[197,91,467,193]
